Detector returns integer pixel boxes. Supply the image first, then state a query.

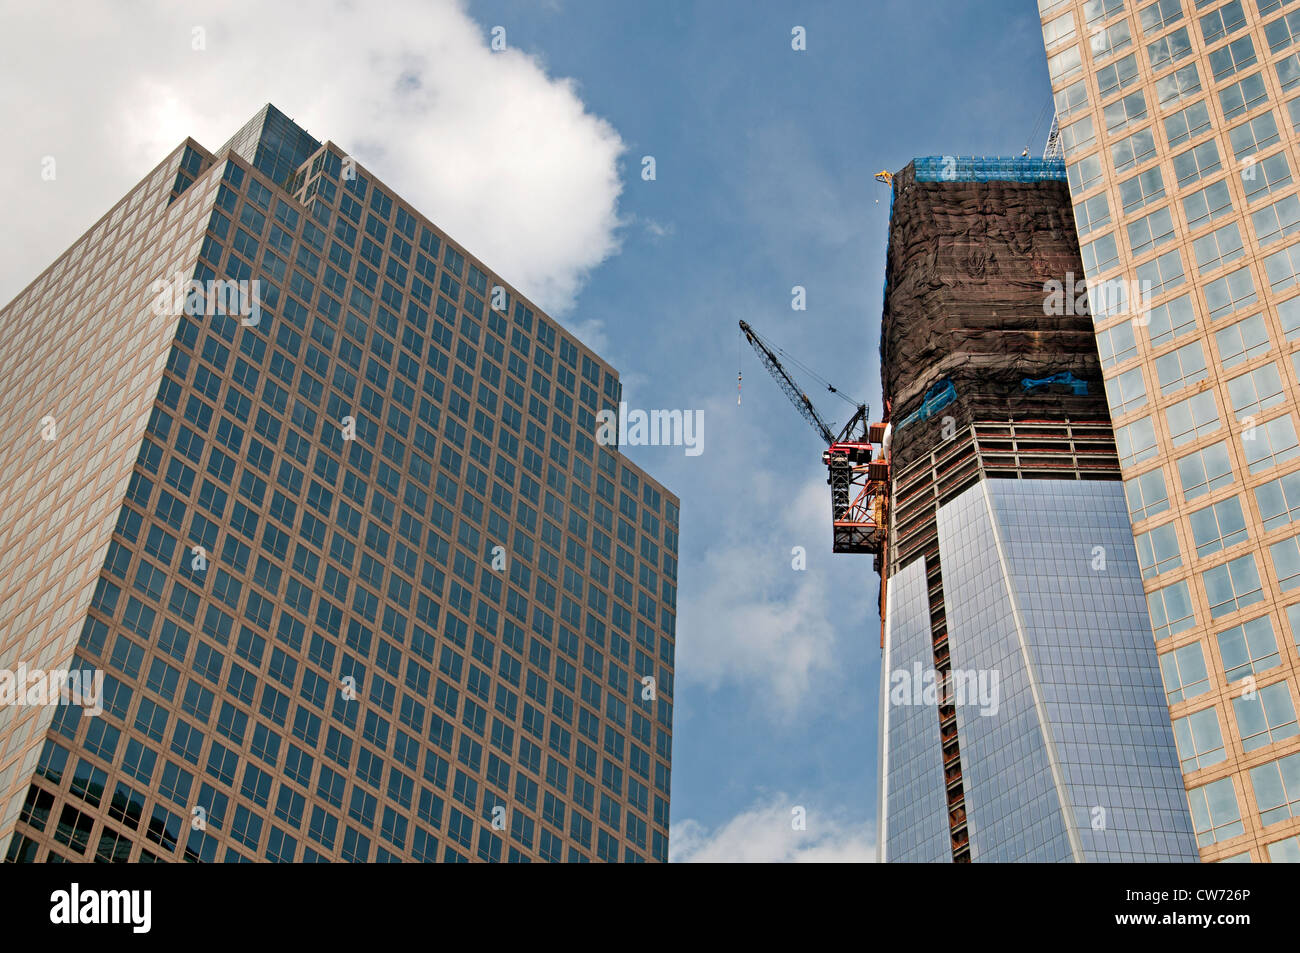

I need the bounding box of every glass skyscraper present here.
[1040,0,1300,863]
[0,104,678,863]
[877,157,1198,861]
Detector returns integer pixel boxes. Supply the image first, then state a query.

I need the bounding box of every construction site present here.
[741,154,1117,644]
[744,154,1197,863]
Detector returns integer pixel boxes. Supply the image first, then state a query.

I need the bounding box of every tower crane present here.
[738,320,891,563]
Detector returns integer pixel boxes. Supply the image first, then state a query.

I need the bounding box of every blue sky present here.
[460,0,1060,858]
[0,0,1057,861]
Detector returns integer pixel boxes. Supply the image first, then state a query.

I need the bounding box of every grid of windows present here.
[1160,640,1212,702]
[1250,751,1300,826]
[1155,339,1208,393]
[1184,179,1235,230]
[1215,312,1271,366]
[1189,494,1249,557]
[1216,614,1282,681]
[1232,681,1299,750]
[1201,552,1265,617]
[1127,466,1173,519]
[1188,776,1244,846]
[1173,705,1226,772]
[1136,520,1184,577]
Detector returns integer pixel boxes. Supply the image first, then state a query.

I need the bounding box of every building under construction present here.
[875,158,1198,862]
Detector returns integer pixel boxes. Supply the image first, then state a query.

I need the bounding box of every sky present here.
[0,0,1056,861]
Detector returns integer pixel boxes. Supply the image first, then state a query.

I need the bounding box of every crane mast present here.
[738,320,890,561]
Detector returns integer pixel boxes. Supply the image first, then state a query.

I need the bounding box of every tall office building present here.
[0,104,678,863]
[877,157,1199,862]
[1040,0,1300,862]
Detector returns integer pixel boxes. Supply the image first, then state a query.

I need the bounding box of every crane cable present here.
[741,323,863,409]
[1024,94,1054,157]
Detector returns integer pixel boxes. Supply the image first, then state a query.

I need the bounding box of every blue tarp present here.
[911,155,1067,184]
[895,380,957,431]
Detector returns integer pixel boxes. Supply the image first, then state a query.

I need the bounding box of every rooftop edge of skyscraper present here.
[908,155,1067,183]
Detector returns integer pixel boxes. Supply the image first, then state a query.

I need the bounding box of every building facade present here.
[1040,0,1300,862]
[877,158,1199,861]
[0,104,678,863]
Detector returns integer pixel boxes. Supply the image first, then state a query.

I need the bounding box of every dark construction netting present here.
[880,160,1112,469]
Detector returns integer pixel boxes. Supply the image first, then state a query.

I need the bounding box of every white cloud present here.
[677,478,840,711]
[0,0,625,316]
[671,391,858,713]
[626,214,674,241]
[559,316,611,361]
[671,795,876,863]
[642,219,675,240]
